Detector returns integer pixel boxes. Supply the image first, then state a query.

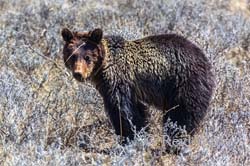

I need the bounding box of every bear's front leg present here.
[102,85,148,144]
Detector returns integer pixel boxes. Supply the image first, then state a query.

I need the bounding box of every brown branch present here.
[24,44,65,72]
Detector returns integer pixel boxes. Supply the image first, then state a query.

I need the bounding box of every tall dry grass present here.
[0,0,249,165]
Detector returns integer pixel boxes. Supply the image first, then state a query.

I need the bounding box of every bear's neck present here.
[90,35,127,96]
[102,35,126,57]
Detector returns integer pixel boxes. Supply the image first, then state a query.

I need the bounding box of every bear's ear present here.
[62,28,73,42]
[89,28,103,44]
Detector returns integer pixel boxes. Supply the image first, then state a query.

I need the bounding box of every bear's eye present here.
[84,55,90,62]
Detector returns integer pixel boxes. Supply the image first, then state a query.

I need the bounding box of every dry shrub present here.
[0,0,249,165]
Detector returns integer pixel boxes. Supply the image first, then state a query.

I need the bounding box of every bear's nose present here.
[73,72,83,81]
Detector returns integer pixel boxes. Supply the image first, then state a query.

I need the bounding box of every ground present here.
[0,0,249,165]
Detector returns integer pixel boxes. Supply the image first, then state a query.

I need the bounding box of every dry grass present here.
[0,0,250,165]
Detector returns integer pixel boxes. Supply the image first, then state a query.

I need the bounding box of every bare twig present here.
[24,44,65,72]
[163,105,179,116]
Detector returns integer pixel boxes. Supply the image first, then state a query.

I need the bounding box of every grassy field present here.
[0,0,249,165]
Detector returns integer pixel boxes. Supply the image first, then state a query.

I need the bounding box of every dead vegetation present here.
[0,0,249,165]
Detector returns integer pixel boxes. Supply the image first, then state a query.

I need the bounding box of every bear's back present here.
[134,34,205,62]
[119,34,211,109]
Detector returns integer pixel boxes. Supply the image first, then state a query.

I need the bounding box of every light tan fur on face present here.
[73,60,94,79]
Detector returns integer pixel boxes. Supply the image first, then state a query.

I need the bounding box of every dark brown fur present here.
[61,28,215,152]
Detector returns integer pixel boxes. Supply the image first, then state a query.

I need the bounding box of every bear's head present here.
[62,28,104,82]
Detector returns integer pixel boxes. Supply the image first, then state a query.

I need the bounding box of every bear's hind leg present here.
[163,105,193,154]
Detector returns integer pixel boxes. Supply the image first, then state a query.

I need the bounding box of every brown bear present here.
[61,28,215,152]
